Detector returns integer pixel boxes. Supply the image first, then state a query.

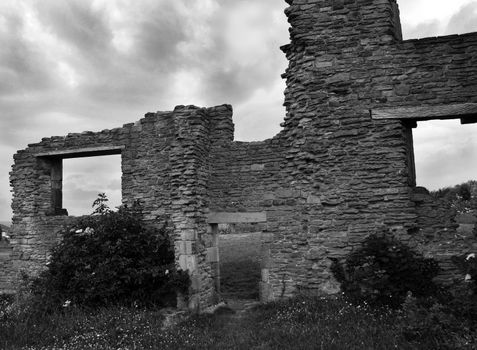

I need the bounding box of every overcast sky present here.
[1,0,476,221]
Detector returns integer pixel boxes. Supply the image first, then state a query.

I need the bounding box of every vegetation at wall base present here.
[330,232,441,308]
[28,195,190,311]
[431,180,477,215]
[1,295,476,349]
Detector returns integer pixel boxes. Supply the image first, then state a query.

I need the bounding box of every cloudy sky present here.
[0,0,476,221]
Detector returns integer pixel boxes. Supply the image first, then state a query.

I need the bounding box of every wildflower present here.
[466,253,475,260]
[75,229,83,234]
[465,274,472,282]
[63,300,71,308]
[165,269,169,275]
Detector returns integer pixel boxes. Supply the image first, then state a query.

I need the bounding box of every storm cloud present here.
[1,0,477,221]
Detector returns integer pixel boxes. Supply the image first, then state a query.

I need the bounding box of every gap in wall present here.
[218,223,263,300]
[63,155,122,216]
[413,119,477,191]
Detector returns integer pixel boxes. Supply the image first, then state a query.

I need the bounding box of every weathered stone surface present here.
[3,0,477,308]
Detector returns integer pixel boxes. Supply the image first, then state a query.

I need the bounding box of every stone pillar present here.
[260,231,273,302]
[50,158,64,215]
[206,224,220,298]
[169,106,216,312]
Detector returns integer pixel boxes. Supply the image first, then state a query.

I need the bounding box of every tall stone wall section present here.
[274,0,477,295]
[6,105,233,310]
[208,0,477,299]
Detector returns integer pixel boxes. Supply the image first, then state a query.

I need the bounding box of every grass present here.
[219,232,261,300]
[220,260,260,299]
[2,295,476,350]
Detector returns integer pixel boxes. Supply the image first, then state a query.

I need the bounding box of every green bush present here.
[398,293,477,348]
[30,198,189,309]
[331,233,440,308]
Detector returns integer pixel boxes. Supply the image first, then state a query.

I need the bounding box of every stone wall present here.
[6,105,233,310]
[4,0,477,306]
[207,0,477,299]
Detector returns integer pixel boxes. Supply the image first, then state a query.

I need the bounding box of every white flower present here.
[84,227,94,234]
[465,274,472,282]
[75,229,83,234]
[466,253,475,260]
[165,269,169,275]
[63,300,71,307]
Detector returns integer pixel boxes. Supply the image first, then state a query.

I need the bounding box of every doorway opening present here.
[218,223,265,300]
[208,212,267,302]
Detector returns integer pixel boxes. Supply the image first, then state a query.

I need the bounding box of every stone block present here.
[259,282,274,302]
[178,254,198,273]
[176,241,194,255]
[206,247,219,263]
[261,232,274,243]
[315,60,333,68]
[307,194,321,204]
[261,268,269,282]
[250,164,265,171]
[305,247,326,260]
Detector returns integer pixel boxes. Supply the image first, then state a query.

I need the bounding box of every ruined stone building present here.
[1,0,477,310]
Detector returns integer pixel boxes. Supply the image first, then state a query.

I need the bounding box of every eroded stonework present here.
[2,0,477,310]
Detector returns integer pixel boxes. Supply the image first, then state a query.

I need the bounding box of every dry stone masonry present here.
[2,0,477,310]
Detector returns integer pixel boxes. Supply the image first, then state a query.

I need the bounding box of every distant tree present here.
[92,192,110,215]
[431,180,477,215]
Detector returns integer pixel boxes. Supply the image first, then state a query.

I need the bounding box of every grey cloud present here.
[63,165,122,215]
[201,65,277,106]
[105,179,121,191]
[194,3,288,105]
[0,12,56,95]
[26,1,186,110]
[446,3,477,34]
[414,122,477,191]
[0,0,288,219]
[63,186,105,215]
[33,1,113,59]
[416,148,477,190]
[63,155,121,175]
[132,4,188,71]
[0,195,10,222]
[402,20,440,39]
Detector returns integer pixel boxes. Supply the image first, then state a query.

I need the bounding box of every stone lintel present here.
[35,146,125,159]
[207,212,267,224]
[371,103,477,122]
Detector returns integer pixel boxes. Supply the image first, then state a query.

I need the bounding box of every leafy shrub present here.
[331,233,440,308]
[30,197,189,309]
[0,294,14,319]
[431,180,477,215]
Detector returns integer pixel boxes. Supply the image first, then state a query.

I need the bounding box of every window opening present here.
[218,223,265,300]
[413,119,477,191]
[63,155,122,216]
